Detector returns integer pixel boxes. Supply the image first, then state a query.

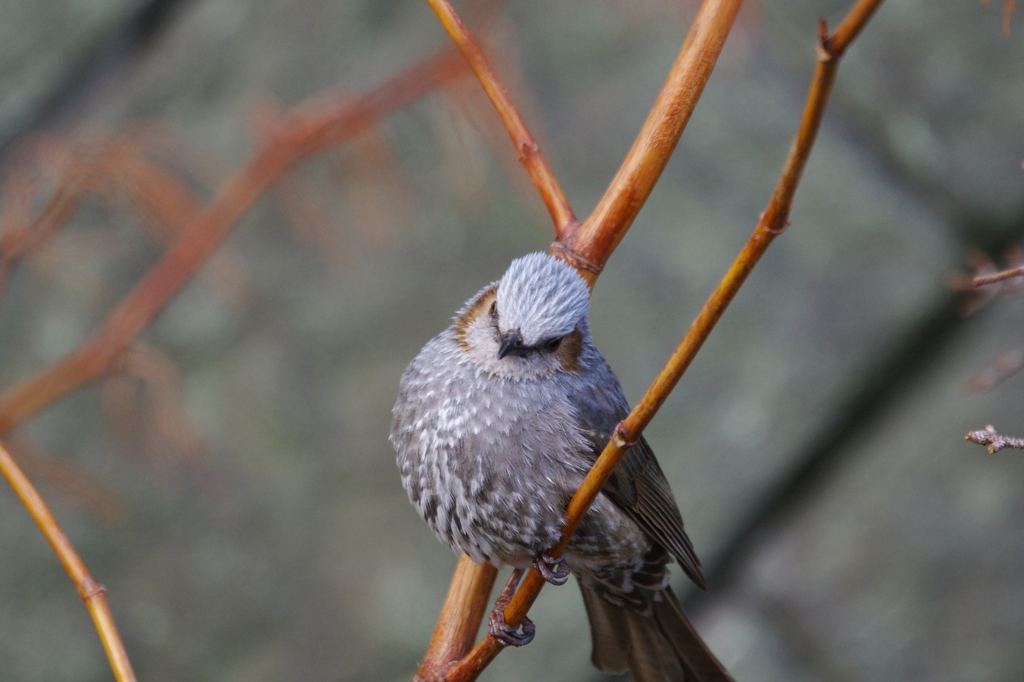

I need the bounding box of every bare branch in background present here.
[0,43,473,682]
[966,424,1024,453]
[0,48,469,438]
[950,247,1024,315]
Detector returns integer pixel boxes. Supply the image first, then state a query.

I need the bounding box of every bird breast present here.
[391,328,588,565]
[391,327,651,573]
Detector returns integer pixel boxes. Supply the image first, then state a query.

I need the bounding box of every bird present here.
[390,252,733,682]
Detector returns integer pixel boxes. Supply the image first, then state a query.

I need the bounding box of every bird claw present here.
[488,608,536,647]
[488,566,537,647]
[534,552,570,586]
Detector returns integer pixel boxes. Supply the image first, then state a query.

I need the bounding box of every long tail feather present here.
[580,583,734,682]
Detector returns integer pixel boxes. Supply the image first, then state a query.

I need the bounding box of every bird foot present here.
[488,567,535,647]
[488,608,536,647]
[533,552,570,586]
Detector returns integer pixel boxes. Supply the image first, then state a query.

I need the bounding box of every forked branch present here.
[555,0,745,283]
[421,0,887,679]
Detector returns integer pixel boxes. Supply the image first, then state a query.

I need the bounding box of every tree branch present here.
[415,556,498,682]
[0,48,468,436]
[0,438,137,682]
[554,0,745,284]
[966,424,1024,453]
[424,0,578,238]
[973,264,1024,286]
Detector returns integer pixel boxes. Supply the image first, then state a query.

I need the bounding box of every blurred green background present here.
[1,1,1023,680]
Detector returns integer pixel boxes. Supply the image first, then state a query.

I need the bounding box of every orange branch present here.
[424,0,578,238]
[0,438,137,682]
[826,0,885,53]
[763,0,884,234]
[973,264,1024,286]
[555,0,745,283]
[415,555,498,682]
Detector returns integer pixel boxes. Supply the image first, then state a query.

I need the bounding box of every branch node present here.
[761,209,790,235]
[612,423,639,450]
[80,576,107,601]
[517,139,540,162]
[818,18,830,43]
[817,19,838,61]
[549,241,601,275]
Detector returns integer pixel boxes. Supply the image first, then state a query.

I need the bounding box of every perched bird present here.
[391,252,732,682]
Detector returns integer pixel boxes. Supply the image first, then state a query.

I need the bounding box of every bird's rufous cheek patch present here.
[556,328,584,373]
[454,286,498,351]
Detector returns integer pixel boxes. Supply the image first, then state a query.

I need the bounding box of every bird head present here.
[454,252,590,378]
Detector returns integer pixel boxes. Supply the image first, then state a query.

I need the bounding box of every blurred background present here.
[1,0,1023,680]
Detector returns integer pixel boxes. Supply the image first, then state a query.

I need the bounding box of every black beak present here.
[497,329,529,359]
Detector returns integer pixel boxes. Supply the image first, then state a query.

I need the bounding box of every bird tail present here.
[579,584,734,682]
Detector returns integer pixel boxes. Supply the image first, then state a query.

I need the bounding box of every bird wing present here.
[571,376,707,590]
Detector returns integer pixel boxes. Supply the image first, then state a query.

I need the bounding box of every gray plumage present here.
[390,252,732,682]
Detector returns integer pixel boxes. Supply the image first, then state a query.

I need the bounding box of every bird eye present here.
[542,336,562,352]
[489,301,498,317]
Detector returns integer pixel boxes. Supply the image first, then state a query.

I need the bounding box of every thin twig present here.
[965,424,1024,453]
[0,49,467,436]
[437,0,886,678]
[950,247,1024,314]
[424,0,578,238]
[973,264,1024,286]
[0,439,137,682]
